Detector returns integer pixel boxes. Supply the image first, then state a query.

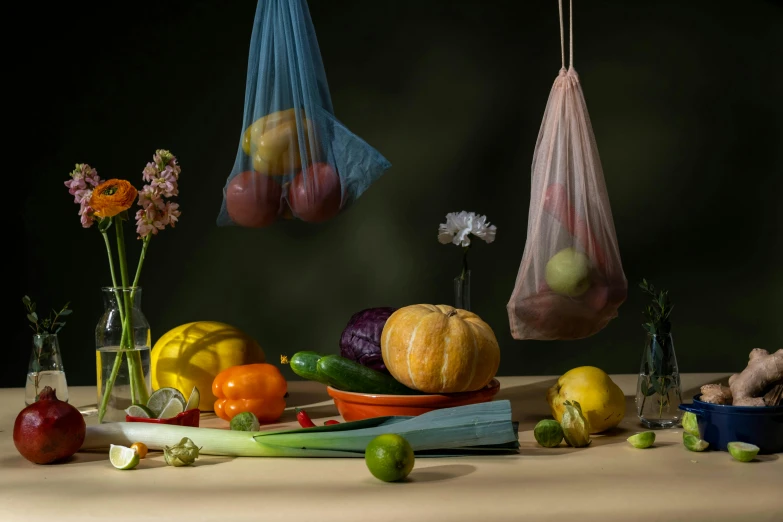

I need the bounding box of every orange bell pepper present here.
[212,363,287,423]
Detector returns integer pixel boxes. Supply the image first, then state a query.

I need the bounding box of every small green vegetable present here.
[230,412,260,432]
[289,351,330,384]
[727,442,759,462]
[627,431,656,449]
[681,412,699,437]
[533,419,564,448]
[682,433,709,452]
[316,354,421,395]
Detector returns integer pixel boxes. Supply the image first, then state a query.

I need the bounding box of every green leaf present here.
[31,360,41,373]
[98,217,113,233]
[27,313,38,324]
[59,309,73,316]
[22,295,31,307]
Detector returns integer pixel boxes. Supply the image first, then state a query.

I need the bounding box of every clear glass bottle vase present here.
[454,270,471,311]
[25,333,69,405]
[635,333,683,429]
[95,286,152,423]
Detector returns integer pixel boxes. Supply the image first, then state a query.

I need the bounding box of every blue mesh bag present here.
[217,0,391,227]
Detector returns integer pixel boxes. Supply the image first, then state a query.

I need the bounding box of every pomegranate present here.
[13,386,86,464]
[287,162,342,223]
[225,170,283,228]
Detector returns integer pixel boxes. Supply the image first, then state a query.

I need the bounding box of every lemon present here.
[150,321,265,411]
[627,431,656,449]
[365,434,415,482]
[683,433,709,452]
[727,442,759,462]
[110,444,140,470]
[546,366,626,434]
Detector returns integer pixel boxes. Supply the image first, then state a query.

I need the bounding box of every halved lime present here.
[727,442,759,462]
[157,397,185,419]
[681,412,699,437]
[683,433,709,452]
[230,411,260,432]
[125,404,154,418]
[147,387,186,417]
[109,444,140,470]
[184,386,200,411]
[627,431,656,449]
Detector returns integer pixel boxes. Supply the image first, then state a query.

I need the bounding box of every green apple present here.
[545,247,592,297]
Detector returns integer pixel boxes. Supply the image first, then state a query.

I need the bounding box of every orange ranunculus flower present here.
[90,179,138,218]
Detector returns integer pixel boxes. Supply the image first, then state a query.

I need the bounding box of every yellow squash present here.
[381,304,500,393]
[150,321,265,410]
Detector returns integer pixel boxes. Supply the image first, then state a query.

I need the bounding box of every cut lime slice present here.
[184,386,200,411]
[125,404,154,418]
[157,397,185,419]
[727,441,759,462]
[109,444,140,470]
[147,387,186,417]
[627,431,656,449]
[683,433,709,452]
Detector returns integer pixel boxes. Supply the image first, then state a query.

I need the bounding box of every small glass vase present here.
[453,270,471,311]
[25,333,69,405]
[95,287,152,423]
[635,333,683,429]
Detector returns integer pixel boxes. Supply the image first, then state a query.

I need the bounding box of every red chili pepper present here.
[324,420,340,426]
[296,408,316,428]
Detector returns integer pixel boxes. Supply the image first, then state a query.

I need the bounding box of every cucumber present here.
[316,354,421,395]
[290,351,330,384]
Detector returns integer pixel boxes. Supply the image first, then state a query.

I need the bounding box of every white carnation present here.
[438,211,497,247]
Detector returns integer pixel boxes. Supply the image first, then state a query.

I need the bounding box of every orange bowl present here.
[327,379,501,421]
[125,408,200,427]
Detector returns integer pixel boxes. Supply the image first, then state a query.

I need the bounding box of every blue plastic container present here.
[679,394,783,454]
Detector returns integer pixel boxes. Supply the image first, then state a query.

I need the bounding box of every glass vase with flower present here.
[65,150,182,422]
[438,211,497,312]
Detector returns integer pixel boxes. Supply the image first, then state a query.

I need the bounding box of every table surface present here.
[1,374,781,522]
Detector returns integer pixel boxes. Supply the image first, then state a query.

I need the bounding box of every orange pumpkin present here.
[380,304,500,393]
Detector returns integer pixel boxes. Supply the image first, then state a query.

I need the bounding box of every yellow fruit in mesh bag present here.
[150,321,265,411]
[546,366,625,434]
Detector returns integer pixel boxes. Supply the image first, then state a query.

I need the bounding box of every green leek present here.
[81,400,519,457]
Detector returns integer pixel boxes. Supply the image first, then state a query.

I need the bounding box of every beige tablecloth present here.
[1,374,781,522]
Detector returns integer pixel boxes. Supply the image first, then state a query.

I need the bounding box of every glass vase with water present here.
[95,286,151,423]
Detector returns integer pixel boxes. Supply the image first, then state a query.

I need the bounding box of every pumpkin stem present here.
[447,310,458,318]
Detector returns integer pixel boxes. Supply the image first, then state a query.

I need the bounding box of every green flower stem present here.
[460,245,470,280]
[101,231,125,322]
[115,216,149,406]
[131,235,150,290]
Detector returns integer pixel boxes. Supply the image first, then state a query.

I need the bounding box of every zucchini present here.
[316,354,421,395]
[290,351,330,384]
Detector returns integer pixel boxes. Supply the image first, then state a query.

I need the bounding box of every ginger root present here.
[700,384,732,405]
[702,348,783,407]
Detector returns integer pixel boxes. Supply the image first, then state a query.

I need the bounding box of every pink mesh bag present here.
[507,0,627,340]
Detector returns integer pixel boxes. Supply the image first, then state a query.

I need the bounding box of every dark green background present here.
[9,0,781,389]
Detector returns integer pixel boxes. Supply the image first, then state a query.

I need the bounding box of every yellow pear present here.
[546,366,626,434]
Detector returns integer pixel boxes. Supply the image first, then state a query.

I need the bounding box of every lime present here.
[627,431,656,449]
[681,412,699,437]
[184,386,200,412]
[147,387,186,417]
[683,433,709,452]
[230,411,260,432]
[109,444,140,470]
[125,404,154,418]
[365,434,415,482]
[534,419,564,448]
[157,397,185,419]
[727,442,759,462]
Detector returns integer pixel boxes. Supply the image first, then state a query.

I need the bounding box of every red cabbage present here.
[339,307,397,373]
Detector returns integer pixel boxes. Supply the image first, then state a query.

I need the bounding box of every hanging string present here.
[558,0,565,69]
[570,0,574,68]
[558,0,574,69]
